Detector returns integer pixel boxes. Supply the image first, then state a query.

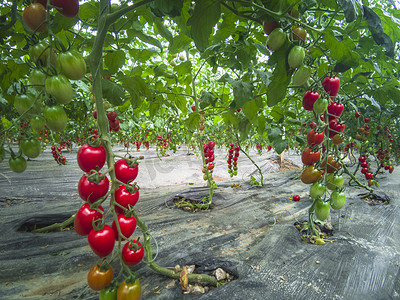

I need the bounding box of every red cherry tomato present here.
[77,144,107,173]
[74,203,104,236]
[88,225,115,257]
[114,158,139,184]
[112,214,136,241]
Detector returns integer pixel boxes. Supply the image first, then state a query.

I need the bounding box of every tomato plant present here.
[88,225,115,257]
[263,20,280,35]
[77,144,107,173]
[19,138,41,158]
[57,50,86,80]
[301,147,320,166]
[315,200,330,221]
[266,28,286,51]
[114,185,139,214]
[288,46,305,69]
[74,203,104,236]
[45,75,74,104]
[322,76,340,97]
[51,0,79,18]
[78,172,109,203]
[117,279,141,300]
[87,264,113,291]
[330,191,346,210]
[122,240,144,266]
[22,3,47,33]
[301,166,322,184]
[114,158,139,184]
[43,105,68,132]
[292,26,307,41]
[9,155,27,173]
[112,214,136,241]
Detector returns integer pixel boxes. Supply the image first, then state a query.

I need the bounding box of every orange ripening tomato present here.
[87,265,113,291]
[23,3,47,33]
[301,165,322,184]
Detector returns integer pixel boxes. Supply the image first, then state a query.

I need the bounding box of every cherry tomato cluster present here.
[156,136,168,156]
[74,143,143,296]
[355,115,371,141]
[256,143,263,155]
[298,76,347,225]
[358,155,375,182]
[227,144,240,177]
[50,144,67,165]
[203,141,215,173]
[107,110,120,132]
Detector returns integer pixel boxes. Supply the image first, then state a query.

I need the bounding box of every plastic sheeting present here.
[0,147,399,299]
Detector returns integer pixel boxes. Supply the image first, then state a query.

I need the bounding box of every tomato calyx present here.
[128,239,143,252]
[125,183,139,194]
[122,157,139,168]
[86,170,107,184]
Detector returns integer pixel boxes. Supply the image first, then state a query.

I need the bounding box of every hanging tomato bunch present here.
[227,144,240,177]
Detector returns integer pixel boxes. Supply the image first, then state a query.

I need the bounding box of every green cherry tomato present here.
[29,41,57,67]
[29,69,46,90]
[57,50,87,80]
[326,173,344,190]
[330,191,346,210]
[43,105,68,132]
[30,115,46,132]
[45,75,74,104]
[309,182,326,200]
[117,280,141,300]
[9,155,27,173]
[266,28,287,51]
[14,94,42,118]
[99,287,117,300]
[315,199,330,221]
[313,97,328,115]
[292,65,312,86]
[288,46,305,69]
[0,147,5,163]
[20,138,41,158]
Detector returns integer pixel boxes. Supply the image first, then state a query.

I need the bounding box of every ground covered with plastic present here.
[0,147,399,300]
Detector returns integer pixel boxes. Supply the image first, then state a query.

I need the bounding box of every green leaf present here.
[120,76,152,109]
[363,5,395,57]
[268,127,281,139]
[104,50,126,74]
[134,31,163,51]
[226,78,253,108]
[199,91,214,109]
[185,112,200,131]
[266,44,291,106]
[174,61,192,79]
[169,34,193,54]
[187,0,221,52]
[101,79,125,106]
[242,100,258,123]
[273,138,288,155]
[154,64,178,82]
[1,117,12,129]
[154,19,173,42]
[336,0,361,23]
[79,2,98,20]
